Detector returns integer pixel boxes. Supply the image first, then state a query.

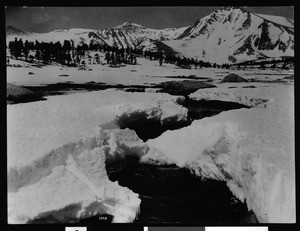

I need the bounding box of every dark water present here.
[181,98,250,121]
[117,111,191,142]
[111,98,256,223]
[117,98,249,142]
[29,97,255,224]
[107,161,257,223]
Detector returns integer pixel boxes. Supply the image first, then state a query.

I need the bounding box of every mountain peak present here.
[6,25,28,35]
[218,6,248,12]
[114,22,146,29]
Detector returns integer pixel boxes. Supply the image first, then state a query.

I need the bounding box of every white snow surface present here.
[8,146,141,223]
[7,90,185,169]
[7,57,294,223]
[164,8,294,64]
[6,57,293,87]
[190,83,273,108]
[7,89,186,223]
[142,84,295,223]
[6,28,94,45]
[6,57,212,86]
[6,8,294,64]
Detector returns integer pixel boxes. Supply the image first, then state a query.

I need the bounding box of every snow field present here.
[7,56,294,223]
[6,57,293,87]
[8,128,143,223]
[7,89,186,169]
[7,90,189,223]
[142,84,294,223]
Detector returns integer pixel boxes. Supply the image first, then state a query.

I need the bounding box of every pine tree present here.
[63,40,72,65]
[8,40,15,58]
[35,40,40,62]
[23,40,30,61]
[54,41,63,63]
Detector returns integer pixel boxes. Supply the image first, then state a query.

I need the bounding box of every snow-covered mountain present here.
[87,22,187,54]
[6,25,28,36]
[6,7,294,64]
[164,7,294,64]
[6,26,94,45]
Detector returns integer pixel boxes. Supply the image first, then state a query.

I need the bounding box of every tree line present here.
[7,37,229,69]
[8,38,85,66]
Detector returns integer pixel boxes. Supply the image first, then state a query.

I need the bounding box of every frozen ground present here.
[7,56,294,223]
[143,84,295,223]
[7,56,293,87]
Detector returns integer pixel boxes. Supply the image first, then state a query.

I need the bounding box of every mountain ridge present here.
[6,7,294,64]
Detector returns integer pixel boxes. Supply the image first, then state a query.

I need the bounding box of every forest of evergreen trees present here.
[7,37,249,70]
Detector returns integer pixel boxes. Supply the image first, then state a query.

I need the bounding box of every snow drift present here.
[7,90,187,223]
[7,73,294,223]
[142,84,295,223]
[8,128,145,223]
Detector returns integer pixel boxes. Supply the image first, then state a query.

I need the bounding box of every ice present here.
[7,89,185,169]
[7,52,294,223]
[8,141,141,223]
[190,85,272,108]
[142,84,295,223]
[7,88,188,223]
[114,96,187,126]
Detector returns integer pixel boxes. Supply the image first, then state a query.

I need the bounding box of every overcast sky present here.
[5,6,294,33]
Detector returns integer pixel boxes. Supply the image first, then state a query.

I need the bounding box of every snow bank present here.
[8,127,147,224]
[7,65,294,223]
[7,89,185,169]
[142,84,295,223]
[113,96,187,127]
[190,85,273,108]
[7,89,187,223]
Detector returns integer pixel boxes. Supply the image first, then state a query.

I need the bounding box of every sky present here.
[5,6,294,33]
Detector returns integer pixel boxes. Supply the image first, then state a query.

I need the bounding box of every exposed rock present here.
[7,83,46,104]
[221,73,248,83]
[158,80,216,95]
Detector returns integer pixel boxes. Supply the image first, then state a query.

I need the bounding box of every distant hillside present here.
[6,7,294,64]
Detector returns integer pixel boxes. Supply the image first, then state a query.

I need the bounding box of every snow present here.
[6,23,188,53]
[8,139,141,223]
[190,84,272,108]
[6,57,293,87]
[6,28,94,46]
[142,83,295,223]
[5,57,204,86]
[163,8,294,64]
[6,7,293,65]
[114,22,146,29]
[7,89,185,169]
[7,54,294,223]
[7,87,189,223]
